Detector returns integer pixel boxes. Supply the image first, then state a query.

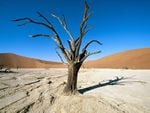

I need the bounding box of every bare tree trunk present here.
[64,63,81,94]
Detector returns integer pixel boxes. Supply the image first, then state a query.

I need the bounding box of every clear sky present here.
[0,0,150,62]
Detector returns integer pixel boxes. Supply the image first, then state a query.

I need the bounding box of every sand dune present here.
[0,53,64,68]
[0,49,150,112]
[85,48,150,69]
[0,48,150,69]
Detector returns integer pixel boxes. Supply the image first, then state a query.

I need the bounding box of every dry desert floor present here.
[0,68,150,113]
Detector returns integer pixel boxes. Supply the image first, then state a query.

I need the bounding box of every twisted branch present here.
[82,40,102,52]
[13,15,70,62]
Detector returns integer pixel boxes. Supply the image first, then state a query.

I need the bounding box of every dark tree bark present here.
[13,1,102,95]
[64,62,82,94]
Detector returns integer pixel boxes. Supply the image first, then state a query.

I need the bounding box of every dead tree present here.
[0,65,4,70]
[13,1,102,95]
[4,68,11,73]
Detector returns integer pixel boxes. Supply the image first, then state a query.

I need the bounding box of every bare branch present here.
[30,34,57,42]
[82,40,102,52]
[13,18,31,22]
[37,11,52,25]
[80,1,91,36]
[13,1,101,66]
[64,48,71,60]
[13,17,57,38]
[84,25,93,35]
[75,37,81,57]
[32,34,51,38]
[67,40,73,52]
[13,18,32,26]
[51,13,77,57]
[55,48,65,64]
[75,1,91,58]
[13,16,70,62]
[80,50,101,62]
[78,50,87,62]
[13,17,56,32]
[78,39,102,63]
[51,14,75,42]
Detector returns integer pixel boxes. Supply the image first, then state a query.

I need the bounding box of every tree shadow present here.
[79,76,124,94]
[78,76,146,94]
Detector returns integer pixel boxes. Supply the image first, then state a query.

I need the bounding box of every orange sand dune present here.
[84,48,150,69]
[0,48,150,69]
[0,53,64,68]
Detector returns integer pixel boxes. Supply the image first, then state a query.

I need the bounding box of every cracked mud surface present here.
[0,68,150,113]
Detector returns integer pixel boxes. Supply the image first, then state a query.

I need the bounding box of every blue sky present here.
[0,0,150,61]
